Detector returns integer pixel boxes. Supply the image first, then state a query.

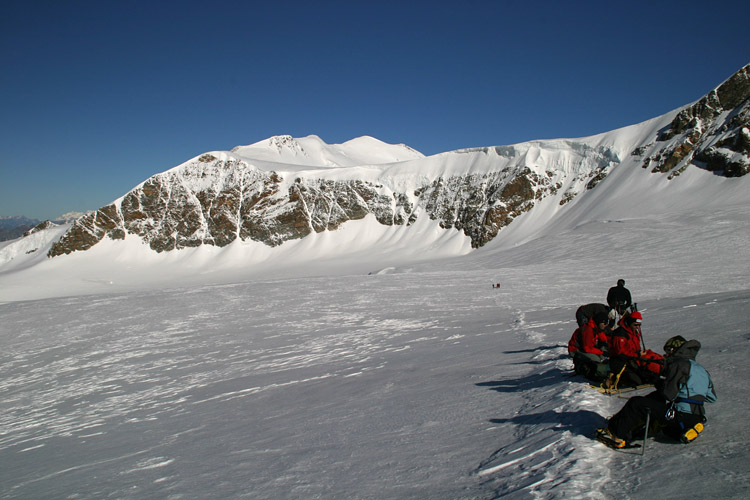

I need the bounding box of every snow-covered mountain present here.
[1,64,749,302]
[0,212,91,242]
[230,134,424,167]
[30,64,748,260]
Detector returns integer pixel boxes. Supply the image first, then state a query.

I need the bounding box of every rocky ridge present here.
[47,144,616,256]
[635,64,750,178]
[47,64,750,257]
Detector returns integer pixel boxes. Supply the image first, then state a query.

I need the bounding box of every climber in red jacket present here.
[568,312,610,381]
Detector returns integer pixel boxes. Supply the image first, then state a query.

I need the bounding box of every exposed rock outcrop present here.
[49,161,559,255]
[23,220,53,237]
[641,64,750,178]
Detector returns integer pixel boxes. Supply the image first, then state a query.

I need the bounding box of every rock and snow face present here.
[11,65,750,262]
[637,64,750,178]
[46,140,617,256]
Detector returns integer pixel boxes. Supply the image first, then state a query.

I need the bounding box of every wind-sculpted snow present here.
[2,65,750,500]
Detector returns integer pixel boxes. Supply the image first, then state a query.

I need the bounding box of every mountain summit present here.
[230,135,424,167]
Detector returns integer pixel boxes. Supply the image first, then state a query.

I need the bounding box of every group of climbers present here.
[569,279,662,387]
[567,279,717,448]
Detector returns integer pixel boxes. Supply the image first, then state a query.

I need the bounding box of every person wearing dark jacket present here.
[607,279,632,313]
[601,336,717,447]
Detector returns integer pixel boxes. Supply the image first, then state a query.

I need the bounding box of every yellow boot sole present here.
[681,422,704,443]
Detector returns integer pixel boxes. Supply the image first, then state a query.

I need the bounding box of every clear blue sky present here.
[1,0,748,220]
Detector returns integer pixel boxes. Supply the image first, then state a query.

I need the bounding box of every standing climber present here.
[607,279,632,314]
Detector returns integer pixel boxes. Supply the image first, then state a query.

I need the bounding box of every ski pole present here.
[642,408,651,456]
[638,305,646,351]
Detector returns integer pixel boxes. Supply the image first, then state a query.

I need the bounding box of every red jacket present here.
[609,324,641,358]
[610,323,664,375]
[568,318,609,355]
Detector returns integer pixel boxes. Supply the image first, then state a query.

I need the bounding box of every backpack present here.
[675,360,717,414]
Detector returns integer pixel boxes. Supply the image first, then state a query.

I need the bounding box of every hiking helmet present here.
[663,335,686,355]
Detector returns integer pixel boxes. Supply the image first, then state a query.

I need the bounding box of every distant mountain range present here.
[0,213,88,242]
[0,216,39,241]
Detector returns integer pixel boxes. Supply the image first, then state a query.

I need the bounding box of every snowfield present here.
[1,200,749,499]
[2,105,750,499]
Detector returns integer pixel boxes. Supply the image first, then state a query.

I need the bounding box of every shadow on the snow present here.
[476,367,567,392]
[503,344,566,355]
[524,354,571,365]
[489,409,607,437]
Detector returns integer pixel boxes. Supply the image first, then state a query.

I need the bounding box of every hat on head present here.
[664,335,686,354]
[629,311,643,324]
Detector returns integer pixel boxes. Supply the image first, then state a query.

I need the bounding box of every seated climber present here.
[599,336,717,448]
[606,311,663,388]
[607,279,633,314]
[568,312,611,381]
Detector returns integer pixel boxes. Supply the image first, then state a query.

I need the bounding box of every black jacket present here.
[607,285,632,309]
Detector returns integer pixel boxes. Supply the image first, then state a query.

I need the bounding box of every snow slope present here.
[1,189,748,498]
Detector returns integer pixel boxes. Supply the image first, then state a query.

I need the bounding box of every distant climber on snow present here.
[607,279,632,315]
[598,336,717,448]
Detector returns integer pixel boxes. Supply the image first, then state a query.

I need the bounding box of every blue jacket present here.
[659,340,717,417]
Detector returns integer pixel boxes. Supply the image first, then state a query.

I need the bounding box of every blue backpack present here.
[675,360,717,413]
